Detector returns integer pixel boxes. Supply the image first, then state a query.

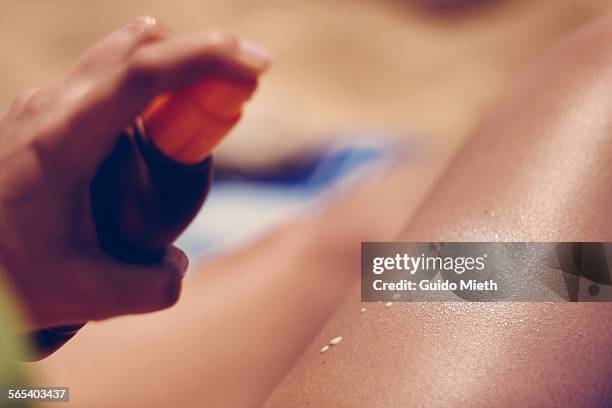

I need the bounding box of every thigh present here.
[265,12,612,408]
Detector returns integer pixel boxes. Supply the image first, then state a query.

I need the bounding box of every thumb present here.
[65,246,188,323]
[163,245,190,277]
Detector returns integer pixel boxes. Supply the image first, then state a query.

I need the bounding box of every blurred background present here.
[2,0,611,166]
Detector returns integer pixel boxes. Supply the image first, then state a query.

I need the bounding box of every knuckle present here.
[10,88,41,116]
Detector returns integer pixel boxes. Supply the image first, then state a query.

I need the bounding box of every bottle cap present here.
[142,77,257,165]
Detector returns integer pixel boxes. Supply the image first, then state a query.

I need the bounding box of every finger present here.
[125,31,272,84]
[65,248,186,322]
[166,245,190,276]
[59,31,271,176]
[71,16,168,79]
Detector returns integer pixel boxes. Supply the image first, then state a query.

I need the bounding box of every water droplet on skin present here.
[330,336,343,346]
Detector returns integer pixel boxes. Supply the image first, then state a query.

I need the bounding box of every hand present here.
[0,16,271,330]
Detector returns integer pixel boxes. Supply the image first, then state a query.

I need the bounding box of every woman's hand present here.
[0,16,271,330]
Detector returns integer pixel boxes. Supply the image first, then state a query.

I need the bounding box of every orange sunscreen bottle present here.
[28,77,257,360]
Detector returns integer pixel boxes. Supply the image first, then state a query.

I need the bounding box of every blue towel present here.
[177,136,409,260]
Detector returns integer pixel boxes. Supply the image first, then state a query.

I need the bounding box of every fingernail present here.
[133,15,157,28]
[178,252,190,277]
[164,249,190,277]
[239,40,273,70]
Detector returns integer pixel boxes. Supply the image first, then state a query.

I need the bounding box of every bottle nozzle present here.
[142,77,257,165]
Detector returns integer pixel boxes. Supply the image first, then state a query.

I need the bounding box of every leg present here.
[265,11,612,408]
[32,155,447,407]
